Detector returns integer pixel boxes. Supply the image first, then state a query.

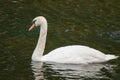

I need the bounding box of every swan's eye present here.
[32,20,36,24]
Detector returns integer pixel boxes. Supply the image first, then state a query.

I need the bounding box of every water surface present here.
[0,0,120,80]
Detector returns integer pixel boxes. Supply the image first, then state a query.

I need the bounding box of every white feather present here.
[30,16,118,63]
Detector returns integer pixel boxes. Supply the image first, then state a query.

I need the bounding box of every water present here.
[0,0,120,80]
[31,61,118,80]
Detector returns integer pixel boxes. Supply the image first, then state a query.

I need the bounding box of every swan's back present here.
[42,45,117,63]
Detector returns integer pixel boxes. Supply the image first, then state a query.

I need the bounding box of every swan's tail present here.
[106,54,119,61]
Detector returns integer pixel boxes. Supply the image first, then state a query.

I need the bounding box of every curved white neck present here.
[32,21,47,61]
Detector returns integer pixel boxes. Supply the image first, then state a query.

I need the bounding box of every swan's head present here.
[29,16,46,31]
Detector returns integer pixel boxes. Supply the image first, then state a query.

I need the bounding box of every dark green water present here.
[0,0,120,80]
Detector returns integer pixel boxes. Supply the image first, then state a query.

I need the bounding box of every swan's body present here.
[41,45,117,63]
[29,16,118,63]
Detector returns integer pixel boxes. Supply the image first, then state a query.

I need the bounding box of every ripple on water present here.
[98,30,120,42]
[31,61,116,80]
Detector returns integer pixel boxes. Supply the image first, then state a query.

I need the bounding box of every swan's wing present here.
[42,45,107,63]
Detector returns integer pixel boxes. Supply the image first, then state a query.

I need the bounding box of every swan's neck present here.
[32,21,47,61]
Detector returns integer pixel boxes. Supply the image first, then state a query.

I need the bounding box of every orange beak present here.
[29,23,35,31]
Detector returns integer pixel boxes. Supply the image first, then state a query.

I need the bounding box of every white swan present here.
[29,16,118,63]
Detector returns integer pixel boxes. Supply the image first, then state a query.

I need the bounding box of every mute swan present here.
[29,16,118,63]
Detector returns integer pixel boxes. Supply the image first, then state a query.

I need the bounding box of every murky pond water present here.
[0,0,120,80]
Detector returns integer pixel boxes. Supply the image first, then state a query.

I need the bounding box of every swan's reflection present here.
[31,61,45,80]
[31,61,116,80]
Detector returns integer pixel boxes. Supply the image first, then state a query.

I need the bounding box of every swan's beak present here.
[29,23,35,31]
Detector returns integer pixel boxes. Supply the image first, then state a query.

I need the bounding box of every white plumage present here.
[29,16,118,63]
[42,45,117,63]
